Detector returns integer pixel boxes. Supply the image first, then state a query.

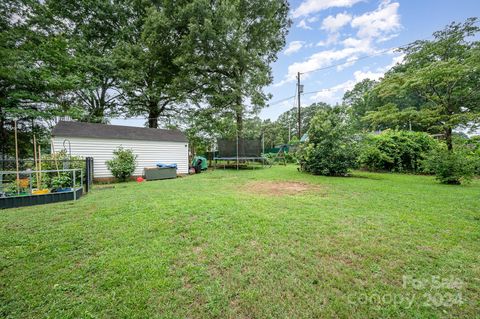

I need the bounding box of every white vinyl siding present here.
[52,136,189,177]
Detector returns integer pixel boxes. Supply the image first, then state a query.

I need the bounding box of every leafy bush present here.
[50,175,72,189]
[284,151,296,163]
[106,147,137,182]
[42,151,84,188]
[424,147,476,184]
[297,107,358,176]
[452,135,480,175]
[262,151,296,164]
[359,130,437,173]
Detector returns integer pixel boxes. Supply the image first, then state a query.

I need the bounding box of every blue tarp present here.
[156,163,177,169]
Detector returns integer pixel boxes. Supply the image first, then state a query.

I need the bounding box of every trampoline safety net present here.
[217,138,262,158]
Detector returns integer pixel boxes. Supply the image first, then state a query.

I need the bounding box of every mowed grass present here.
[1,166,479,318]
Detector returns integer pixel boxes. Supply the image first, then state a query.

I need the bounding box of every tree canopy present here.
[1,0,291,158]
[365,17,480,150]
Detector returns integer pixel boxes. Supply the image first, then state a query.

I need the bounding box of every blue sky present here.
[261,0,480,120]
[113,0,479,127]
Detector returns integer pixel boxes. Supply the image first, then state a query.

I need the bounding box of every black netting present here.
[217,139,262,158]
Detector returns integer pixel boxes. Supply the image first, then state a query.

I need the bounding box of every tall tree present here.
[116,1,196,128]
[343,79,380,131]
[371,18,480,150]
[1,0,77,158]
[44,0,134,123]
[182,0,290,136]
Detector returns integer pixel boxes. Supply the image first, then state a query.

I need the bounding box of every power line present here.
[299,35,432,75]
[267,95,296,106]
[300,47,397,75]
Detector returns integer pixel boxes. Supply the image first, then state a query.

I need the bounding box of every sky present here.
[113,0,480,127]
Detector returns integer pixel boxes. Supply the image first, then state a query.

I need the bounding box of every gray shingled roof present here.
[52,121,187,143]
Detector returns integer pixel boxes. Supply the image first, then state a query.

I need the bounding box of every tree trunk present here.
[148,102,160,128]
[148,112,159,128]
[445,127,453,151]
[91,106,105,123]
[235,110,243,138]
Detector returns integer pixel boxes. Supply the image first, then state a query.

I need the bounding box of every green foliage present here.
[42,151,84,171]
[369,18,480,150]
[3,180,19,194]
[359,130,437,173]
[298,107,358,176]
[262,151,296,164]
[451,135,480,175]
[105,147,137,182]
[343,79,381,131]
[181,0,291,135]
[424,146,476,184]
[50,175,72,189]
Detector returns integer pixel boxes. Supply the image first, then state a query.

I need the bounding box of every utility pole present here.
[297,72,303,139]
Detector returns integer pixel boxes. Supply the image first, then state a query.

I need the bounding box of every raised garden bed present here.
[0,188,83,209]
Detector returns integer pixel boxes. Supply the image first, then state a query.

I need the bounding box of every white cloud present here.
[277,1,404,90]
[316,33,340,47]
[310,81,354,104]
[383,53,405,70]
[353,70,384,81]
[336,56,358,71]
[292,0,363,18]
[278,39,375,85]
[321,12,352,33]
[284,41,305,55]
[297,19,313,30]
[310,54,403,103]
[297,16,319,30]
[351,0,401,39]
[342,37,365,48]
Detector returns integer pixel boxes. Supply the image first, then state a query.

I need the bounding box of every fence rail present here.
[0,168,83,198]
[0,157,93,193]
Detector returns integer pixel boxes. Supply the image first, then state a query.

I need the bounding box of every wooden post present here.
[33,135,40,189]
[38,143,42,188]
[14,120,19,193]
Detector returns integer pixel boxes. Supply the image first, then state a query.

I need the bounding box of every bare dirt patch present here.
[243,181,322,196]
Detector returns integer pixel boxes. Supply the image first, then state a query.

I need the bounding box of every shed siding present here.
[52,137,189,177]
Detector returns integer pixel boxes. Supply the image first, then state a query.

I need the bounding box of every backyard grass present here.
[1,166,479,318]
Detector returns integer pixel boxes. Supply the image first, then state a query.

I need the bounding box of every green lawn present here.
[1,166,479,318]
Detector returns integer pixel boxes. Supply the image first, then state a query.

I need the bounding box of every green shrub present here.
[453,135,480,175]
[106,147,137,182]
[359,130,437,173]
[42,151,84,188]
[424,147,476,184]
[50,174,72,189]
[284,151,296,163]
[262,151,296,164]
[297,107,358,176]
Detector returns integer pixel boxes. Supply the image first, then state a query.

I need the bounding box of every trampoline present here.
[214,138,267,169]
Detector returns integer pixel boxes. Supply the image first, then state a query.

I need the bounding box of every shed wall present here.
[52,137,189,177]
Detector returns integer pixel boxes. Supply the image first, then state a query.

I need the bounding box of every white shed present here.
[51,121,189,179]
